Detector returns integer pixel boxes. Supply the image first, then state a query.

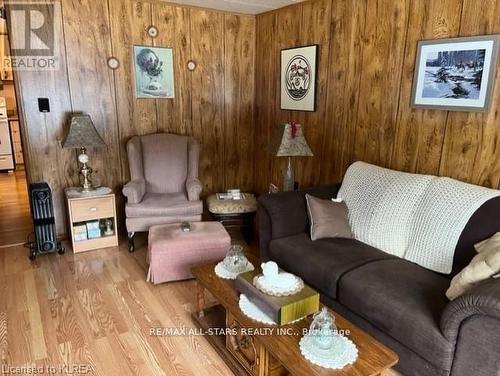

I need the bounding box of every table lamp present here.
[62,114,106,192]
[269,122,313,191]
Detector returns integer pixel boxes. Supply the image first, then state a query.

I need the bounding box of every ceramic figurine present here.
[260,261,296,289]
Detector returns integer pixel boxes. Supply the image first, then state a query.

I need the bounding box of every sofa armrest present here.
[440,277,500,342]
[186,178,202,201]
[123,179,146,204]
[258,184,341,261]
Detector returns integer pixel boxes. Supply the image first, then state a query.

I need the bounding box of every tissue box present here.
[235,269,320,325]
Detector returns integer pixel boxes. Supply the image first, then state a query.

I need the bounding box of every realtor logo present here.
[3,1,60,70]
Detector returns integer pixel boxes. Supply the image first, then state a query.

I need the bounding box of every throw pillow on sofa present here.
[446,232,500,300]
[305,194,353,241]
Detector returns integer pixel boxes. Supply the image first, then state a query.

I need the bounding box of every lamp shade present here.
[62,114,106,149]
[269,123,313,157]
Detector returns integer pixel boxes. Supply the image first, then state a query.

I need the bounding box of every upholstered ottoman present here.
[147,222,231,284]
[206,193,257,242]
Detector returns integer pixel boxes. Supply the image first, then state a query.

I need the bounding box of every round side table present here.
[206,193,257,242]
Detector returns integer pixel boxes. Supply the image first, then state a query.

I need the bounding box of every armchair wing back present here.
[128,133,199,194]
[123,133,203,247]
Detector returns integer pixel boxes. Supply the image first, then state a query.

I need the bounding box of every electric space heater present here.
[28,182,64,260]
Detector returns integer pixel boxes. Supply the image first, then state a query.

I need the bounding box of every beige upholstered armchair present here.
[123,133,203,251]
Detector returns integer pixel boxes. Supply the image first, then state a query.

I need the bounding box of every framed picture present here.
[411,35,500,112]
[280,45,318,112]
[133,45,175,99]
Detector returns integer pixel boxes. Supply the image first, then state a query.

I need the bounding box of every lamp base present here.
[80,183,94,193]
[283,157,295,192]
[78,147,95,191]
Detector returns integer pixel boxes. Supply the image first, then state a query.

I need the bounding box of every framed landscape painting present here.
[280,45,318,112]
[411,35,500,112]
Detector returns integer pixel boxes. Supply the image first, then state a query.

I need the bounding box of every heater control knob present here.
[36,191,48,201]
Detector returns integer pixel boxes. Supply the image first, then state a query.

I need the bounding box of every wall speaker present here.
[28,182,64,260]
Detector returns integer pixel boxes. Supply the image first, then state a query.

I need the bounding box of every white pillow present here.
[446,232,500,300]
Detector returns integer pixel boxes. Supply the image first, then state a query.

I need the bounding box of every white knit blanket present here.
[338,162,500,274]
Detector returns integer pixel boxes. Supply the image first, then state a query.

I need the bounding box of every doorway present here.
[0,169,31,247]
[0,8,31,247]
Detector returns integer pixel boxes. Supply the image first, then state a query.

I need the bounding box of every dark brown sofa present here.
[258,185,500,376]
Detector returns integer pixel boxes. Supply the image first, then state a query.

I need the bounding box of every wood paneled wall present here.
[10,0,255,235]
[9,0,500,236]
[254,0,500,193]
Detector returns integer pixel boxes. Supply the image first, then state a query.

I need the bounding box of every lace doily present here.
[214,261,254,280]
[238,294,305,325]
[299,333,358,369]
[239,294,276,325]
[253,274,304,296]
[65,186,112,198]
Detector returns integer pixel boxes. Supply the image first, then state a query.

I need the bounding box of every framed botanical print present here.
[411,35,500,112]
[280,45,318,112]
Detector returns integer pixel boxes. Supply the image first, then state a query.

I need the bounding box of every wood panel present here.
[255,0,500,191]
[11,0,500,242]
[223,15,256,191]
[153,3,192,135]
[272,5,304,187]
[11,0,256,236]
[353,0,410,167]
[190,10,225,194]
[8,1,74,235]
[439,0,500,188]
[254,12,278,193]
[109,0,156,181]
[62,0,122,192]
[293,0,332,187]
[321,0,366,184]
[391,0,462,175]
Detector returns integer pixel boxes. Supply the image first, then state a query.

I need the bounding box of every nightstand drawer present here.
[70,196,114,222]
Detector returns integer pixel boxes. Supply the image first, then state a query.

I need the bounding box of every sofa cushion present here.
[258,185,341,240]
[338,258,454,371]
[305,194,353,241]
[268,234,395,299]
[125,192,203,218]
[447,232,500,300]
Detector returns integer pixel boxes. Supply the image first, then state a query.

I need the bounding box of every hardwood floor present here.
[0,234,400,375]
[0,169,33,247]
[1,235,235,375]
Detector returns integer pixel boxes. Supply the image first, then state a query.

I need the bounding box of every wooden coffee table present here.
[191,258,398,376]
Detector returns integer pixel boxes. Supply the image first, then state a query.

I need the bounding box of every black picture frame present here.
[280,44,318,112]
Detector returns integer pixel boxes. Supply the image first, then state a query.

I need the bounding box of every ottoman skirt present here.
[147,222,231,284]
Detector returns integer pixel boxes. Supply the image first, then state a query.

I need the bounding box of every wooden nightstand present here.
[65,188,119,253]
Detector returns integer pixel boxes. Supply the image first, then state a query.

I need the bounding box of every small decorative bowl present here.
[222,244,248,273]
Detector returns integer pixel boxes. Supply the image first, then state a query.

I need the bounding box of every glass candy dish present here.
[309,307,337,349]
[214,245,254,279]
[223,245,248,273]
[299,307,358,369]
